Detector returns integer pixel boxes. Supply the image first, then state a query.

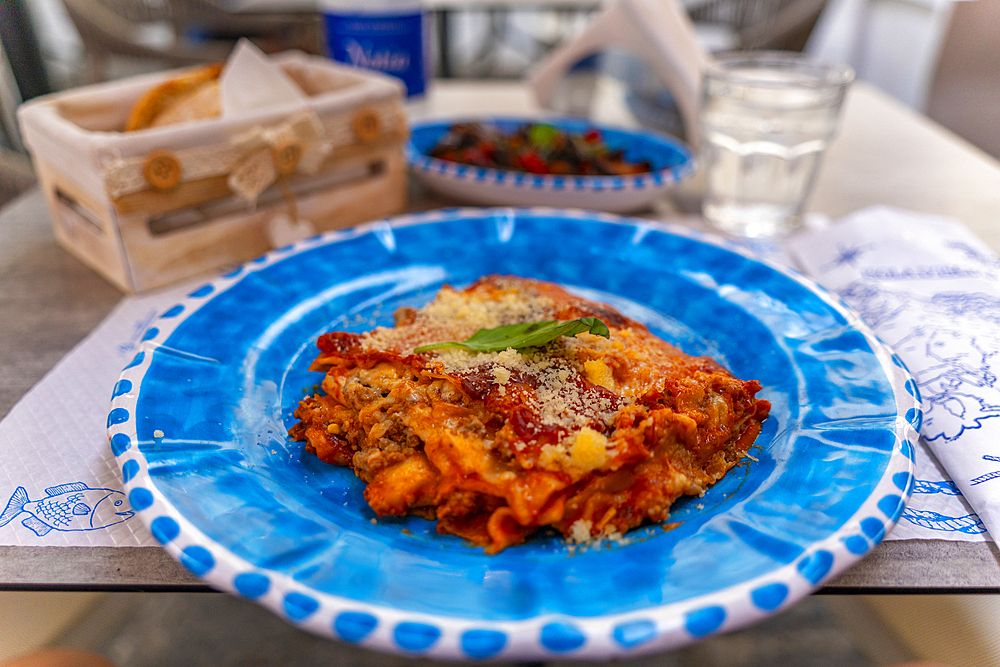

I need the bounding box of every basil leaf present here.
[414,317,610,353]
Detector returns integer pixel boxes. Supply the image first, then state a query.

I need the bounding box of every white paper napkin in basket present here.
[789,206,1000,542]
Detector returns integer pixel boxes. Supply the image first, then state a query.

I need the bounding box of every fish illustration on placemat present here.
[0,482,134,536]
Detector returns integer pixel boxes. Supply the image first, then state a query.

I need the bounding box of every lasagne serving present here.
[289,276,770,553]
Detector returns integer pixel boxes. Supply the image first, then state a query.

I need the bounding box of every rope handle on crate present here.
[104,106,394,203]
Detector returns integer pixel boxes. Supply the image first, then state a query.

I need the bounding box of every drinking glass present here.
[699,52,854,237]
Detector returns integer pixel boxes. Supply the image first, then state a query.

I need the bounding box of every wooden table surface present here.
[1,80,998,591]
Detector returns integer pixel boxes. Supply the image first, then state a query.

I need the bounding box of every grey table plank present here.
[0,546,204,590]
[0,541,996,591]
[823,540,1000,593]
[0,190,121,419]
[1,189,998,592]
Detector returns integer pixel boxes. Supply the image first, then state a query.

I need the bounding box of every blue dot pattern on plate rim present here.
[283,592,320,621]
[900,438,916,461]
[110,433,131,456]
[150,516,180,544]
[843,535,869,555]
[234,573,270,599]
[685,606,726,637]
[180,546,214,576]
[107,208,916,659]
[394,622,441,651]
[127,487,152,511]
[893,472,913,492]
[796,551,835,585]
[334,612,378,643]
[106,408,129,428]
[121,460,139,483]
[878,495,905,522]
[750,583,788,611]
[861,517,885,542]
[461,629,507,658]
[123,351,144,369]
[161,304,185,318]
[612,620,657,647]
[540,623,586,652]
[187,284,214,298]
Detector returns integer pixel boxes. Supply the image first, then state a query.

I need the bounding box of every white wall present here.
[926,0,1000,158]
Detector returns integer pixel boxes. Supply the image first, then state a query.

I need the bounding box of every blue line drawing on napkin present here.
[971,455,1000,486]
[902,477,987,534]
[913,479,961,495]
[837,283,1000,449]
[946,241,1000,270]
[901,508,988,534]
[822,242,875,270]
[0,483,134,536]
[789,209,1000,542]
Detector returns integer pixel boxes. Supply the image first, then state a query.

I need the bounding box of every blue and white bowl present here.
[109,208,918,660]
[407,118,694,212]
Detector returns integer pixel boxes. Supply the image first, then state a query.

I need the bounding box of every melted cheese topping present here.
[360,285,555,354]
[583,359,615,391]
[359,283,624,449]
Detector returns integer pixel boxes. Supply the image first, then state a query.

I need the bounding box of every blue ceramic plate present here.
[407,118,694,212]
[109,209,918,660]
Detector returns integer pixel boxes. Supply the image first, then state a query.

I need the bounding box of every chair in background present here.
[59,0,232,82]
[60,0,323,83]
[0,29,26,154]
[0,148,36,208]
[685,0,830,50]
[529,0,830,143]
[166,0,323,56]
[805,0,965,111]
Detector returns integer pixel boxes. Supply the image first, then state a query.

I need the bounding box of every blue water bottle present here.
[321,0,430,99]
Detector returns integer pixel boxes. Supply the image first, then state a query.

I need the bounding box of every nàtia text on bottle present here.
[344,40,410,73]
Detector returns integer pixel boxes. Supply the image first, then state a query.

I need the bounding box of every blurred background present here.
[1,0,999,664]
[2,0,999,167]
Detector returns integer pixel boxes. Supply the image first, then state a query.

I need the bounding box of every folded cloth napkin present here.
[788,206,1000,541]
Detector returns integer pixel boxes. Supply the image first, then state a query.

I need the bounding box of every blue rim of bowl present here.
[108,207,919,660]
[406,118,695,191]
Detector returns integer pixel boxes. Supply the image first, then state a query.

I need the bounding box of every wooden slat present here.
[35,159,132,291]
[111,129,408,217]
[116,147,408,292]
[112,174,232,217]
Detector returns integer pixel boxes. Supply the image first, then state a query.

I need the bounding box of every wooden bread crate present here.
[18,52,409,293]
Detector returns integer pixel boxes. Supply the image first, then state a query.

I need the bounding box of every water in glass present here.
[700,56,852,237]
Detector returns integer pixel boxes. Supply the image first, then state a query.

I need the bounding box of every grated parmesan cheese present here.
[355,278,630,462]
[492,366,511,385]
[361,284,556,354]
[569,519,593,543]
